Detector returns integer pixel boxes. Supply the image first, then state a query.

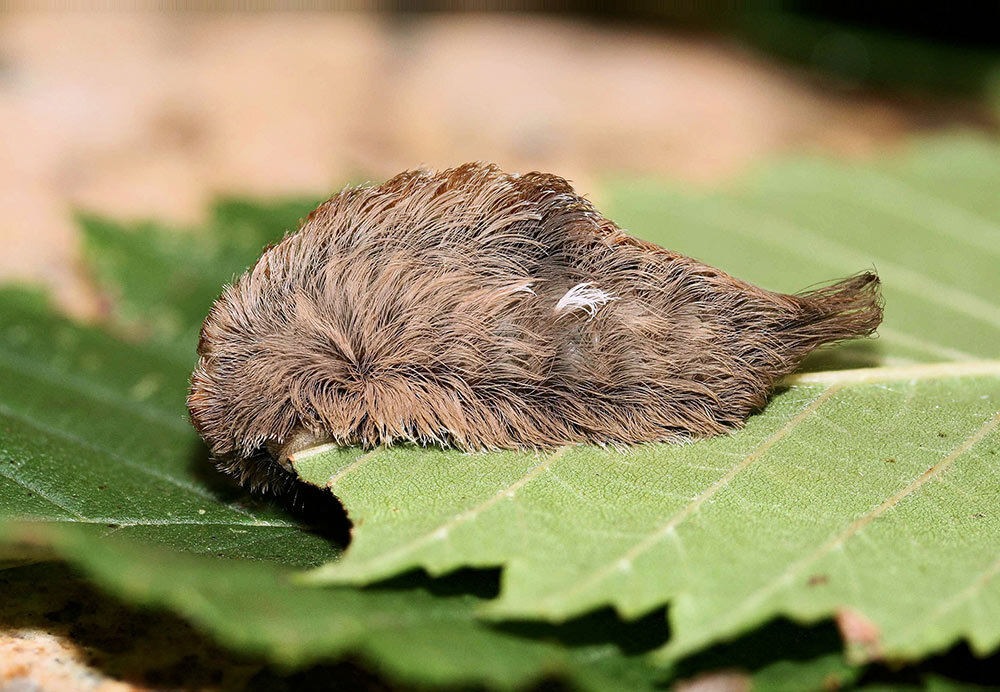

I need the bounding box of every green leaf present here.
[0,522,671,691]
[666,618,862,692]
[4,135,999,688]
[608,134,1000,366]
[296,366,1000,664]
[295,136,1000,664]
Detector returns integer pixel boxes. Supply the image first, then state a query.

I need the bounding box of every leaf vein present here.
[681,407,1000,654]
[0,467,87,520]
[710,199,1000,329]
[538,384,841,612]
[310,445,574,579]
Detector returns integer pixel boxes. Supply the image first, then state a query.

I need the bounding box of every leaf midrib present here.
[785,360,1000,385]
[6,516,299,528]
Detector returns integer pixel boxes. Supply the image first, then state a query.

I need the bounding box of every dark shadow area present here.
[357,567,670,659]
[362,566,503,601]
[671,617,846,679]
[670,615,1000,690]
[186,439,353,550]
[734,6,1000,97]
[0,561,574,692]
[572,4,1000,99]
[797,339,887,373]
[0,562,397,691]
[227,663,402,692]
[494,606,672,657]
[5,561,1000,690]
[284,480,354,550]
[858,642,1000,688]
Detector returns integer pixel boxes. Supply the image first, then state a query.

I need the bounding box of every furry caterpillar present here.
[189,164,882,493]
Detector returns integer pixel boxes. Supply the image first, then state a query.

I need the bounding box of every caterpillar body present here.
[188,164,882,493]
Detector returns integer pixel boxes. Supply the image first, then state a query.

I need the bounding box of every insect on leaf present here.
[296,136,1000,665]
[0,134,997,683]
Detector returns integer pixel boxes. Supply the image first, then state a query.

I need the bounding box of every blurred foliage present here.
[735,8,1000,97]
[564,3,1000,98]
[80,197,321,351]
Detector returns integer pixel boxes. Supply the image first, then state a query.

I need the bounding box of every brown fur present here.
[188,164,882,492]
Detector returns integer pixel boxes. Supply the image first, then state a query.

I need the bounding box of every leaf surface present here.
[297,367,1000,662]
[296,136,1000,663]
[0,269,685,689]
[607,135,1000,365]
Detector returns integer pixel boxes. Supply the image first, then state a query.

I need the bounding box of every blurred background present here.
[1,5,998,321]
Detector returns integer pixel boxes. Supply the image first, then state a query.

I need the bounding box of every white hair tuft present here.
[554,282,616,320]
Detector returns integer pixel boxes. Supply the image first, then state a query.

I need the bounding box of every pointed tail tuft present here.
[788,271,883,350]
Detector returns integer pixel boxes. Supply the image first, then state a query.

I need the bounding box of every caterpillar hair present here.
[188,164,882,493]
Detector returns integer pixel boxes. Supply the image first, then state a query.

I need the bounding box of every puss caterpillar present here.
[188,164,882,493]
